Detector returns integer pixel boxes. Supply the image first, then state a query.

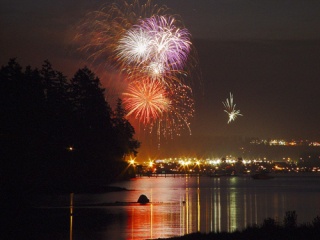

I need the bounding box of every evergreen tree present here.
[0,59,140,191]
[0,58,24,134]
[113,98,140,159]
[0,59,48,190]
[69,67,112,131]
[68,67,116,183]
[39,61,72,156]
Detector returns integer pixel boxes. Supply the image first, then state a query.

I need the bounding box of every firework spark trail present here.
[75,0,195,83]
[115,15,192,86]
[116,27,153,65]
[223,92,243,124]
[144,82,194,138]
[123,78,170,124]
[75,0,200,139]
[75,0,170,67]
[123,80,194,138]
[160,83,194,137]
[138,15,192,71]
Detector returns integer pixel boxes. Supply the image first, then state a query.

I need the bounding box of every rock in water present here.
[137,194,149,204]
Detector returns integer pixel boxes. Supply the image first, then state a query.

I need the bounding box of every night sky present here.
[1,0,320,158]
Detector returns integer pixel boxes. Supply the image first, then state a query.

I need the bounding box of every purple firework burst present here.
[138,15,192,71]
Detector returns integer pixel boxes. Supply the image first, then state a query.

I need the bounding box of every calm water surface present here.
[26,173,320,240]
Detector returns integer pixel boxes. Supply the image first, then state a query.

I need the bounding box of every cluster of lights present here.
[127,154,320,175]
[250,139,320,146]
[137,157,273,167]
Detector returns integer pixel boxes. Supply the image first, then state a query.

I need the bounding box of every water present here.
[10,173,320,240]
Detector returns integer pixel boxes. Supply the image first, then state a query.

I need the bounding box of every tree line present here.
[0,58,140,193]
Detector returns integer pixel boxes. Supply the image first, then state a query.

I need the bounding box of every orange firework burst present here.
[123,80,194,138]
[123,78,170,124]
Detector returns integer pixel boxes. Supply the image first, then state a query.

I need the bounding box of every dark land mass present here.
[161,211,320,240]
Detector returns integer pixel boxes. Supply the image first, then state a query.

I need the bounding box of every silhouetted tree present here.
[39,61,72,158]
[68,67,119,185]
[112,98,140,159]
[0,59,25,190]
[69,66,114,149]
[0,59,140,192]
[284,210,298,228]
[312,215,320,228]
[0,58,25,135]
[0,59,49,190]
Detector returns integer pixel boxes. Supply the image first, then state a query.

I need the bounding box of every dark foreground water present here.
[4,173,320,240]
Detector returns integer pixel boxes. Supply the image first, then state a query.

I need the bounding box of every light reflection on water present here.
[32,173,320,240]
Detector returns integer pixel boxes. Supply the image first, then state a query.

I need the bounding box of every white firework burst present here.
[116,27,153,65]
[223,92,243,124]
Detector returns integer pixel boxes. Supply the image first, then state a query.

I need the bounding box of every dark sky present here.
[1,0,320,158]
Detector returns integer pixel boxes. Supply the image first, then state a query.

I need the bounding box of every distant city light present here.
[250,138,320,147]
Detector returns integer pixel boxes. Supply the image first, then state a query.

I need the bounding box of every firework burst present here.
[115,15,192,86]
[74,0,170,67]
[116,27,153,65]
[123,78,170,124]
[74,0,200,143]
[138,15,192,71]
[123,80,194,137]
[223,93,243,124]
